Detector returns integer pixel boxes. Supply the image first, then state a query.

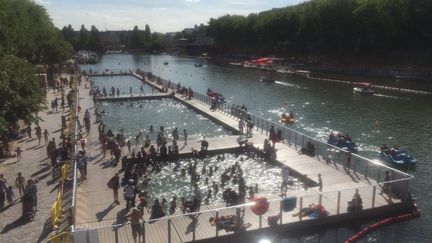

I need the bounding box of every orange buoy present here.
[251,196,269,215]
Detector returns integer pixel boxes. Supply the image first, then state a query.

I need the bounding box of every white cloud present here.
[46,0,305,32]
[35,0,51,5]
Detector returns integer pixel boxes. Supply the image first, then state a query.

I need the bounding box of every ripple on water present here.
[137,153,303,205]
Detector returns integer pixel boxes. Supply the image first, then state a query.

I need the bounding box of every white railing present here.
[72,177,412,243]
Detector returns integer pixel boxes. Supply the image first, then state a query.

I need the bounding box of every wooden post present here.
[372,186,376,208]
[337,191,341,214]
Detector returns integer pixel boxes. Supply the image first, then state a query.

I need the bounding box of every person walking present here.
[124,179,136,211]
[108,172,120,204]
[318,174,323,192]
[0,174,7,208]
[15,172,25,197]
[43,129,49,144]
[35,125,42,145]
[25,179,37,211]
[15,146,23,161]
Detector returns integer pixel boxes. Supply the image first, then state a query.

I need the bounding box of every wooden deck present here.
[73,73,409,243]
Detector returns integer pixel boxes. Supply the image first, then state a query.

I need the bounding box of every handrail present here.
[133,69,413,181]
[71,79,80,229]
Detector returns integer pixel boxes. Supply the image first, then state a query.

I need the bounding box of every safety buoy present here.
[251,196,269,215]
[345,207,420,243]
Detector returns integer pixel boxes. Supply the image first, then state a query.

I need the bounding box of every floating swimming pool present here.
[137,153,303,207]
[90,75,154,95]
[97,98,231,143]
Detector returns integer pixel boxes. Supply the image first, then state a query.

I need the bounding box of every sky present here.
[35,0,305,33]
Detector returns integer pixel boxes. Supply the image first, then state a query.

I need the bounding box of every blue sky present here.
[36,0,305,33]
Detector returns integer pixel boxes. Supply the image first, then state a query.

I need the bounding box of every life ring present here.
[251,196,269,215]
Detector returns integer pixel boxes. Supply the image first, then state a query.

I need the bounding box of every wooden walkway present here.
[73,73,408,243]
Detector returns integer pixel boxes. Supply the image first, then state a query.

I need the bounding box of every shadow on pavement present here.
[1,216,30,234]
[96,203,116,222]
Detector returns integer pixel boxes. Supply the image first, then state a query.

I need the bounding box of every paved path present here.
[0,82,74,243]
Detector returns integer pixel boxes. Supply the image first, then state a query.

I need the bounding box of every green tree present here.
[78,24,90,50]
[89,25,102,52]
[0,55,46,134]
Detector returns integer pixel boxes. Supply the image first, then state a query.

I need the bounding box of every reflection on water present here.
[91,75,154,95]
[137,153,303,206]
[97,99,230,142]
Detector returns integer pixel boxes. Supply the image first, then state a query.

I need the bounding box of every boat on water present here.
[354,82,374,96]
[260,76,275,83]
[207,88,227,103]
[163,61,169,65]
[380,145,416,166]
[327,132,358,152]
[280,112,295,124]
[194,63,204,67]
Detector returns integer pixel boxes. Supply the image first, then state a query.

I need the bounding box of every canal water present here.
[81,54,432,243]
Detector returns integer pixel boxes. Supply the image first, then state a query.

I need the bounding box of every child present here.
[6,186,14,204]
[15,172,25,197]
[15,147,23,160]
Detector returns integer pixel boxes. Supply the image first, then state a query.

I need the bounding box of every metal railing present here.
[134,69,412,185]
[71,177,411,243]
[71,70,414,242]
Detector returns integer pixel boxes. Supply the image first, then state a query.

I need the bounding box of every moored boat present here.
[260,76,275,83]
[380,145,416,166]
[354,82,374,96]
[207,88,226,103]
[280,112,295,124]
[327,132,358,152]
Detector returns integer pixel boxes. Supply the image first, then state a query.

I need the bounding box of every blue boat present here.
[380,148,416,166]
[327,133,358,152]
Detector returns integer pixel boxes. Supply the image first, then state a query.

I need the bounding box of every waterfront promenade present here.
[68,72,413,243]
[0,82,75,242]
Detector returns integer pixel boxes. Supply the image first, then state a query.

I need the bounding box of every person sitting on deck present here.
[347,192,363,213]
[180,197,193,213]
[200,137,209,151]
[209,215,252,232]
[149,199,166,219]
[298,142,315,156]
[292,203,327,218]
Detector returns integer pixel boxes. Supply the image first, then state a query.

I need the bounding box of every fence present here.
[134,69,413,190]
[71,177,412,243]
[70,71,414,242]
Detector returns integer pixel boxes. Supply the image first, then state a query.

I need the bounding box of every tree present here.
[89,25,102,52]
[78,25,90,50]
[0,55,46,134]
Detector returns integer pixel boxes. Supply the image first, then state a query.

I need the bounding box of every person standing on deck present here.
[108,172,120,204]
[345,151,352,172]
[183,129,188,145]
[126,207,144,243]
